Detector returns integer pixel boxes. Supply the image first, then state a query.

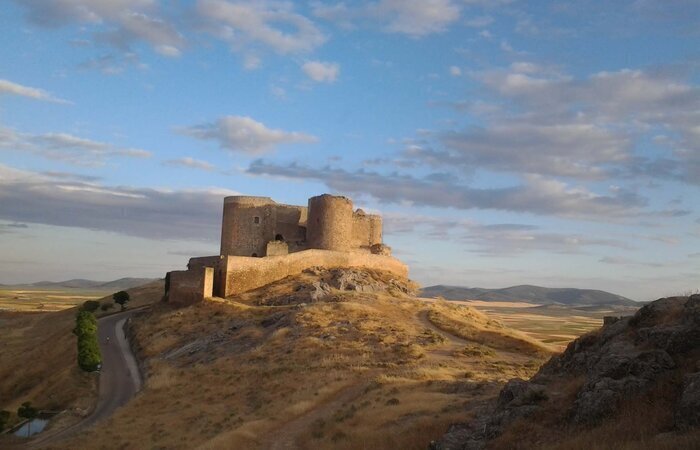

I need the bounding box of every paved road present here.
[28,309,143,447]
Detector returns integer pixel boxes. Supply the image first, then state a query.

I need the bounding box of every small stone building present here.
[164,194,407,305]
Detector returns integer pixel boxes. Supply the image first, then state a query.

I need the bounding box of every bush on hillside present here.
[81,300,100,312]
[100,302,114,311]
[74,310,101,372]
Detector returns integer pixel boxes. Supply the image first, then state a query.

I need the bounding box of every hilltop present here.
[422,284,638,307]
[49,267,555,450]
[433,294,700,449]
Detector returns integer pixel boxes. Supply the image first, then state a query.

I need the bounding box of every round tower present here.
[307,194,354,251]
[220,196,275,257]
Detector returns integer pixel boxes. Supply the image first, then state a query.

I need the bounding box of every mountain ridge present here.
[421,284,638,306]
[7,277,159,291]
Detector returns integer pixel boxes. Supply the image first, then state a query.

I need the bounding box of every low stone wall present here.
[167,266,214,306]
[220,249,409,296]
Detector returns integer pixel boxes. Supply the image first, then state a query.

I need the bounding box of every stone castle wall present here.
[167,266,214,306]
[351,211,382,248]
[219,249,408,297]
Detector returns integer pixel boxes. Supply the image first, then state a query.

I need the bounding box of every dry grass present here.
[2,271,615,449]
[47,272,555,450]
[427,300,556,356]
[0,308,96,434]
[0,280,165,442]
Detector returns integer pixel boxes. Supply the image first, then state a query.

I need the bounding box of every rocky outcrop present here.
[255,267,418,306]
[432,294,700,449]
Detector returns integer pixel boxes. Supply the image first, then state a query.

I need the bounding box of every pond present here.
[13,418,49,437]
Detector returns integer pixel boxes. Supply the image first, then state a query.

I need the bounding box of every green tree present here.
[0,410,10,432]
[17,402,38,436]
[113,291,130,311]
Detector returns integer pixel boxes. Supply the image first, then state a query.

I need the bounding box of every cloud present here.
[431,121,631,179]
[370,0,461,36]
[247,160,646,219]
[599,256,669,268]
[383,214,631,255]
[302,61,340,83]
[311,0,460,37]
[14,0,184,57]
[414,65,700,184]
[0,79,68,103]
[449,66,462,77]
[163,157,215,172]
[181,115,317,155]
[0,126,151,166]
[0,164,235,241]
[197,0,326,56]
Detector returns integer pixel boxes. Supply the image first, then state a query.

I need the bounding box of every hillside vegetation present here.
[0,280,163,439]
[55,268,554,450]
[434,294,700,449]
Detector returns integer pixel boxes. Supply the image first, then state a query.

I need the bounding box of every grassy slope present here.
[0,280,163,439]
[56,272,555,450]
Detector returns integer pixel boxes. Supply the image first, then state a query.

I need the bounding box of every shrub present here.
[17,402,38,421]
[81,300,100,312]
[0,410,10,432]
[74,310,101,372]
[113,290,130,311]
[100,302,114,311]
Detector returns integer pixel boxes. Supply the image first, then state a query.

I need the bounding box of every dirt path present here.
[418,310,470,347]
[28,309,143,447]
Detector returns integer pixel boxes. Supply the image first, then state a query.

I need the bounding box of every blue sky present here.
[1,0,699,300]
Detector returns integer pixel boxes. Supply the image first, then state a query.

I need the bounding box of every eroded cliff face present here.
[433,294,700,450]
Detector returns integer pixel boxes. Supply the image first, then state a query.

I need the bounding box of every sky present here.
[0,0,699,301]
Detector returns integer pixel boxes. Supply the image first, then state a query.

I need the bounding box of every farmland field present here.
[0,287,112,312]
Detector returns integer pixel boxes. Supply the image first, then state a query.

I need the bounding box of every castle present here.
[164,194,408,305]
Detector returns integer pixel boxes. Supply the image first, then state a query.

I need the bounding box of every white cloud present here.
[302,61,340,83]
[14,0,184,56]
[0,126,151,166]
[0,164,236,241]
[197,0,326,55]
[163,157,215,172]
[464,15,493,27]
[247,160,646,219]
[371,0,461,36]
[181,115,318,154]
[0,79,68,103]
[449,66,462,77]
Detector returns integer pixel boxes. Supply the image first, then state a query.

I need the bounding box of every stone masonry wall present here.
[219,249,409,297]
[168,266,214,306]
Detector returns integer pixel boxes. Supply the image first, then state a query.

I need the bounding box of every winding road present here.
[28,309,143,447]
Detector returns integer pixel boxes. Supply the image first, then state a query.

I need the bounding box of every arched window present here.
[251,253,258,257]
[275,234,284,241]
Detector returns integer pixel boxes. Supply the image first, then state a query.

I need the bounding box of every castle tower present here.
[307,194,354,251]
[220,196,275,257]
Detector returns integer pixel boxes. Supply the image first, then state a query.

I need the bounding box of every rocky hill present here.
[432,294,700,449]
[51,267,554,450]
[422,284,638,307]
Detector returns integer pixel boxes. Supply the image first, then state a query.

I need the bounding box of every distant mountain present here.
[421,284,638,307]
[27,277,158,291]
